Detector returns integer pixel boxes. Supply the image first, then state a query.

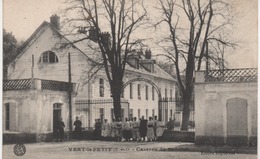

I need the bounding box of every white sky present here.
[3,0,258,68]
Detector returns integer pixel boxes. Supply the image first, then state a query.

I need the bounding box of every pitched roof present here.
[10,20,176,82]
[8,21,98,65]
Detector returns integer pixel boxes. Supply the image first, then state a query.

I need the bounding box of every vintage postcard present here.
[2,0,257,159]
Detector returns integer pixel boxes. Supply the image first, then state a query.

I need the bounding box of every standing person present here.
[73,116,82,140]
[156,120,165,139]
[129,117,133,141]
[131,117,140,141]
[101,119,110,139]
[115,118,122,142]
[56,117,65,142]
[167,118,175,131]
[123,118,131,141]
[147,117,155,141]
[153,115,158,141]
[139,116,148,142]
[109,119,116,139]
[94,119,102,139]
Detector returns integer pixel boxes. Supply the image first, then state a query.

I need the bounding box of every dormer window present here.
[39,51,59,63]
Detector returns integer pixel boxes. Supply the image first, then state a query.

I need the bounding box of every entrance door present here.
[226,98,248,145]
[53,103,62,137]
[227,98,247,136]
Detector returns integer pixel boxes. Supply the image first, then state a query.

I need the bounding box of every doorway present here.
[53,103,62,137]
[226,98,248,145]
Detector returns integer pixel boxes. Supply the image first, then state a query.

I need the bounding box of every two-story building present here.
[3,15,177,142]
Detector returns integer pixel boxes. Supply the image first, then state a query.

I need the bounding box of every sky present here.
[3,0,258,68]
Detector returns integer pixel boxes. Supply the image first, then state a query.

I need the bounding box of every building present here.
[194,68,257,146]
[3,15,177,142]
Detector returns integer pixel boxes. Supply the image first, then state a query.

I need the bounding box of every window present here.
[138,109,141,118]
[138,84,141,100]
[111,109,115,120]
[5,104,10,130]
[39,51,58,63]
[152,87,155,100]
[129,109,133,119]
[100,108,104,122]
[130,83,133,99]
[165,88,168,98]
[170,89,173,99]
[145,85,149,100]
[99,78,104,97]
[146,109,148,119]
[152,109,155,118]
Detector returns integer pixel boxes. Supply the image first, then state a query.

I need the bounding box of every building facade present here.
[3,15,177,141]
[194,69,257,146]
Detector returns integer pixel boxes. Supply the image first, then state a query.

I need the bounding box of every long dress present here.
[115,121,122,138]
[139,119,148,138]
[109,122,116,138]
[123,121,131,140]
[101,122,110,137]
[156,121,165,137]
[146,120,155,140]
[153,119,158,137]
[131,121,140,140]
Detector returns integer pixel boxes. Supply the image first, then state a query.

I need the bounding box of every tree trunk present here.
[111,77,122,121]
[181,88,193,131]
[112,90,122,121]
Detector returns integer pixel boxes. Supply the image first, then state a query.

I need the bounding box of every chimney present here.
[127,50,140,69]
[50,14,60,30]
[140,59,155,73]
[89,26,98,42]
[101,32,111,48]
[145,49,152,59]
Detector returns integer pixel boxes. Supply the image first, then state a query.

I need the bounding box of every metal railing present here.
[158,98,195,131]
[205,68,257,82]
[3,79,32,90]
[3,78,74,92]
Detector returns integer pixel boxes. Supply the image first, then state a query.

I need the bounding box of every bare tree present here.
[155,0,236,130]
[62,0,147,120]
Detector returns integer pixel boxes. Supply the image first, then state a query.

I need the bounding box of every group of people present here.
[54,115,175,142]
[54,116,82,142]
[94,115,167,142]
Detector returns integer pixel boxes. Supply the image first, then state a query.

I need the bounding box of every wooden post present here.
[31,55,34,89]
[68,53,72,138]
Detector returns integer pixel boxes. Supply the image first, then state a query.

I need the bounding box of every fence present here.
[205,68,257,82]
[3,78,75,92]
[159,98,195,131]
[75,99,129,130]
[3,79,32,90]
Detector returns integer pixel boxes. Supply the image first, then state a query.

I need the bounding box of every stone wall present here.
[194,71,257,146]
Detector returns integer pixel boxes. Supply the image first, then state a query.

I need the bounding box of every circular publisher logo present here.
[13,143,26,156]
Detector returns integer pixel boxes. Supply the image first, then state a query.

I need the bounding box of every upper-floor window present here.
[170,89,173,99]
[39,51,59,63]
[165,88,168,98]
[152,87,155,100]
[99,78,104,97]
[145,85,149,100]
[130,83,133,99]
[137,84,141,100]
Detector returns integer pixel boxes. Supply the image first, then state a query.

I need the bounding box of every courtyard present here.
[3,140,257,159]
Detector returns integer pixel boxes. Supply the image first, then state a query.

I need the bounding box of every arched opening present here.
[39,51,59,63]
[122,77,164,121]
[122,77,161,99]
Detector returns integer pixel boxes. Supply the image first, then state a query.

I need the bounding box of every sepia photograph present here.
[2,0,258,158]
